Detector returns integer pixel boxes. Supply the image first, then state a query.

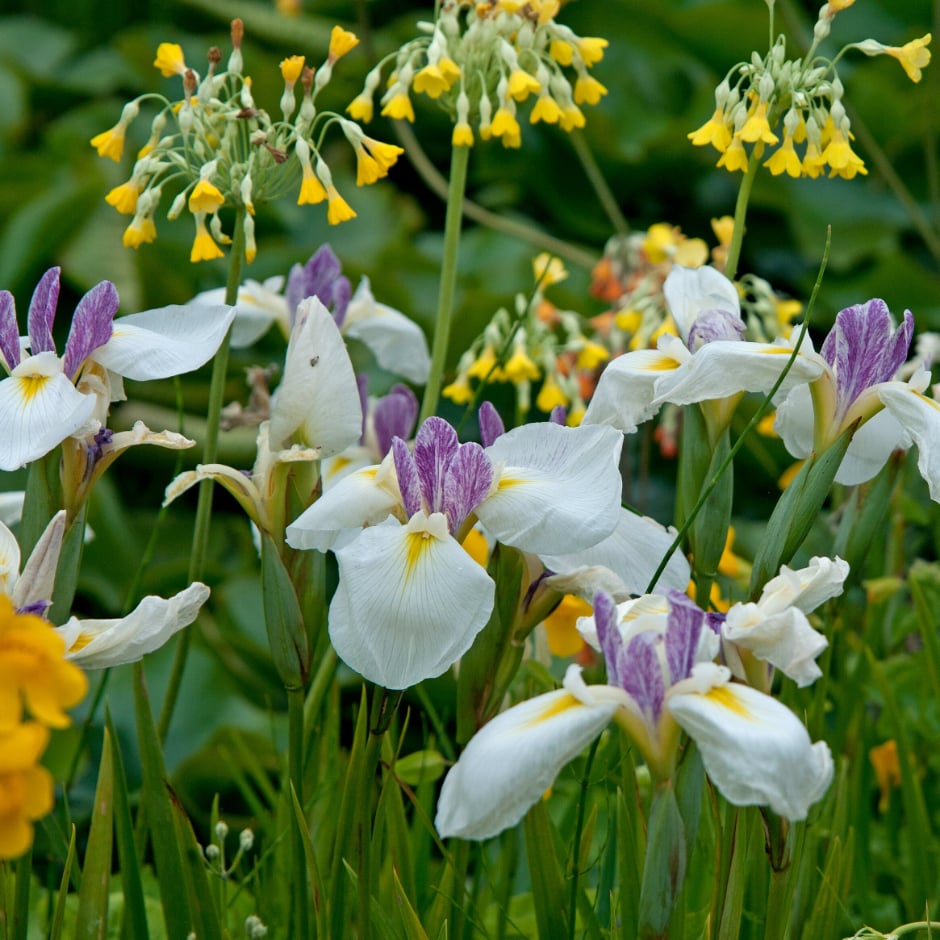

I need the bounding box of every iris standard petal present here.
[478,423,622,554]
[435,685,617,839]
[93,303,236,381]
[668,679,834,820]
[268,296,362,456]
[0,353,96,471]
[328,513,495,689]
[877,384,940,501]
[663,264,741,343]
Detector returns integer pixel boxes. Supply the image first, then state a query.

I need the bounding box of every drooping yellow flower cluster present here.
[688,1,931,180]
[0,596,87,859]
[347,0,608,149]
[91,21,403,263]
[443,254,607,424]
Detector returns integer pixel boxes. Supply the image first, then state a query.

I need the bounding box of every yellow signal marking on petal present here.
[705,685,753,719]
[404,530,434,578]
[18,374,50,404]
[496,474,527,490]
[640,356,681,371]
[758,347,794,355]
[67,632,94,653]
[913,390,940,412]
[524,692,581,727]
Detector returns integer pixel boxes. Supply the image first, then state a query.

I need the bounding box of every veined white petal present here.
[93,304,235,380]
[478,423,622,555]
[582,343,687,432]
[541,508,690,597]
[0,491,24,527]
[435,683,617,839]
[722,605,826,687]
[268,297,362,457]
[668,678,833,820]
[835,408,908,485]
[0,353,96,471]
[13,511,66,610]
[286,456,400,552]
[0,519,20,597]
[773,382,815,461]
[193,278,288,348]
[652,341,823,409]
[878,384,940,500]
[329,513,494,689]
[664,265,741,343]
[344,278,430,384]
[757,555,849,616]
[57,582,210,669]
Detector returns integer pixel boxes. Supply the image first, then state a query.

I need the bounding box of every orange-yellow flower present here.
[90,125,126,162]
[542,595,591,657]
[507,69,541,101]
[123,216,157,249]
[105,181,139,215]
[0,722,54,860]
[886,33,932,83]
[190,215,225,263]
[381,92,415,122]
[764,135,802,178]
[326,186,357,225]
[298,164,328,205]
[573,74,607,106]
[452,121,474,147]
[0,598,87,733]
[530,95,563,124]
[347,93,374,123]
[328,26,359,63]
[688,109,733,152]
[738,100,778,145]
[153,42,187,77]
[188,179,225,214]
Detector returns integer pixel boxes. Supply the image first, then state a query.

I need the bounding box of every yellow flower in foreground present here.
[453,121,474,147]
[381,92,415,122]
[765,135,802,178]
[190,215,225,263]
[0,722,54,860]
[354,149,382,186]
[413,63,455,98]
[530,95,563,124]
[188,179,225,214]
[887,33,931,83]
[90,125,126,162]
[822,126,867,179]
[105,181,139,215]
[577,37,608,66]
[347,93,374,123]
[549,39,574,65]
[738,100,778,145]
[507,69,541,101]
[559,105,586,131]
[298,164,328,205]
[688,109,732,152]
[153,42,187,77]
[280,55,305,84]
[717,136,749,172]
[364,137,404,173]
[328,26,359,63]
[0,598,87,732]
[490,107,520,139]
[542,595,591,657]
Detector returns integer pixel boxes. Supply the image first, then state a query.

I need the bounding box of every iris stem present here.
[420,142,470,424]
[724,151,760,282]
[158,209,245,743]
[287,684,310,940]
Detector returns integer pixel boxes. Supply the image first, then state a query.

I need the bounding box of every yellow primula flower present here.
[688,108,733,152]
[573,74,607,106]
[413,63,454,99]
[530,95,563,124]
[615,309,642,333]
[887,33,931,83]
[363,137,404,173]
[542,595,591,657]
[381,92,416,122]
[576,340,610,370]
[188,179,225,214]
[280,55,305,84]
[354,149,382,186]
[153,42,187,77]
[503,346,540,383]
[869,740,900,813]
[490,106,521,139]
[717,135,749,172]
[764,135,802,178]
[738,100,779,145]
[549,39,574,65]
[467,345,502,381]
[90,125,126,162]
[801,139,827,179]
[298,163,328,204]
[123,216,157,249]
[0,598,87,733]
[443,374,475,404]
[533,252,567,285]
[0,722,54,861]
[674,237,708,267]
[105,180,139,215]
[326,186,357,225]
[577,37,608,66]
[453,121,474,147]
[644,222,679,263]
[190,215,225,263]
[536,374,569,412]
[559,105,586,131]
[822,126,867,178]
[347,93,374,123]
[507,69,541,101]
[328,26,359,63]
[711,215,734,247]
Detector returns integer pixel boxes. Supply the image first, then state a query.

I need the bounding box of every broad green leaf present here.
[75,727,113,939]
[523,800,569,940]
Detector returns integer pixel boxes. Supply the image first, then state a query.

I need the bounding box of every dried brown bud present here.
[264,144,288,163]
[231,18,244,49]
[302,65,315,94]
[183,68,198,97]
[208,46,222,65]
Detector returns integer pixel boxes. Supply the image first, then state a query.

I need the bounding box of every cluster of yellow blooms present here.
[347,0,608,148]
[688,0,931,180]
[0,597,87,859]
[91,20,403,263]
[443,254,609,424]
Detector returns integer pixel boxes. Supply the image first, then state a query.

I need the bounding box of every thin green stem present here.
[568,130,629,237]
[12,846,32,940]
[157,211,245,743]
[420,143,470,423]
[288,685,310,940]
[568,738,601,940]
[724,151,760,281]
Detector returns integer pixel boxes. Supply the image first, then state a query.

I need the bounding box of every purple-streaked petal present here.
[374,384,418,458]
[664,590,704,684]
[705,612,725,635]
[0,292,21,371]
[442,442,492,531]
[687,309,744,349]
[621,632,664,721]
[478,401,505,448]
[62,281,118,379]
[27,267,60,356]
[549,405,567,425]
[413,417,459,514]
[331,276,351,329]
[286,245,350,325]
[392,437,422,518]
[592,590,622,685]
[664,265,741,344]
[820,300,914,421]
